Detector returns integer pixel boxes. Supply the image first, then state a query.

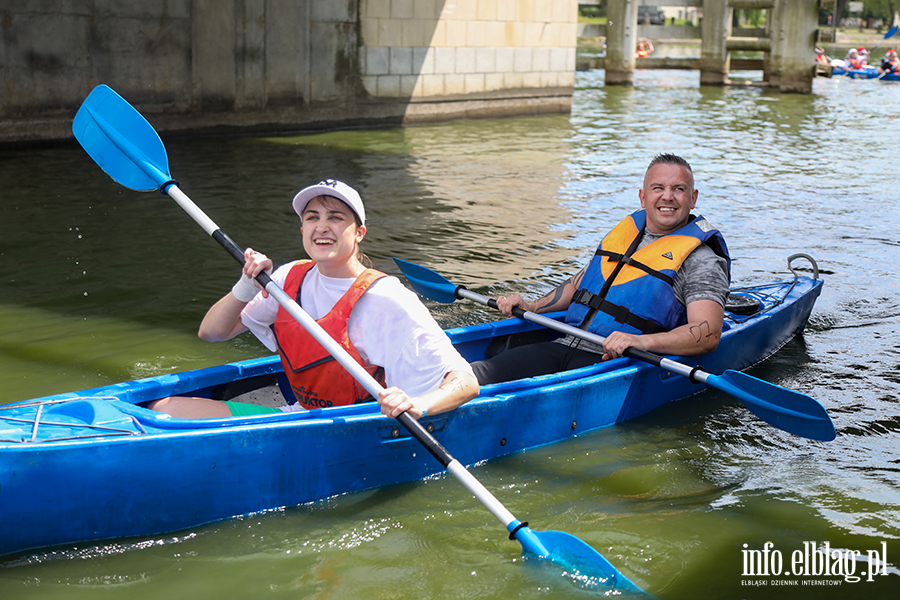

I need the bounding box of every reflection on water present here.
[266,117,579,285]
[1,70,899,599]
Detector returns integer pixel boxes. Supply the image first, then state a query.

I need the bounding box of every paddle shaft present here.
[453,283,834,441]
[871,25,898,53]
[457,287,709,384]
[74,85,649,586]
[75,84,552,558]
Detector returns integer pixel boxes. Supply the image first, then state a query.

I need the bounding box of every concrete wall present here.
[358,0,576,123]
[0,0,578,145]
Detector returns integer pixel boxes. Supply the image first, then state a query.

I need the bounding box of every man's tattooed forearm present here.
[537,269,584,313]
[538,285,568,312]
[689,320,713,343]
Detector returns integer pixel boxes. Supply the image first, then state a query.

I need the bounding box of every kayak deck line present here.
[0,397,147,444]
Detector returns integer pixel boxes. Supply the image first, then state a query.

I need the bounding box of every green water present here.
[1,70,898,599]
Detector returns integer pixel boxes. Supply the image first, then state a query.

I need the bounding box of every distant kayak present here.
[826,60,898,80]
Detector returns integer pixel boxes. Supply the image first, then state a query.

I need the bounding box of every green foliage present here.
[843,0,895,21]
[578,5,603,20]
[738,9,766,28]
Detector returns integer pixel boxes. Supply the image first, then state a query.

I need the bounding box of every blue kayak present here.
[0,265,824,558]
[836,66,899,80]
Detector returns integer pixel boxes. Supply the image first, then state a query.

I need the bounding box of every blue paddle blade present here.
[886,25,898,39]
[72,85,170,191]
[709,370,836,442]
[518,528,649,596]
[393,257,460,304]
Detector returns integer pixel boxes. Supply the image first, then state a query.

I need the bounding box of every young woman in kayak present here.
[148,180,478,420]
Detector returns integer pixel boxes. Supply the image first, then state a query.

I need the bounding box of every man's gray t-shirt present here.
[556,226,730,354]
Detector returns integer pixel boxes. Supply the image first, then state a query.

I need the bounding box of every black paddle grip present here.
[489,297,526,319]
[397,412,454,468]
[623,346,663,367]
[212,229,247,266]
[211,228,275,289]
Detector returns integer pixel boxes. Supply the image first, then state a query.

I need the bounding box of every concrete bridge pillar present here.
[768,0,819,92]
[699,0,818,92]
[605,0,637,85]
[700,0,732,85]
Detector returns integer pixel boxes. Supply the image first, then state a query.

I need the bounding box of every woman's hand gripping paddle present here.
[72,85,650,596]
[393,258,836,442]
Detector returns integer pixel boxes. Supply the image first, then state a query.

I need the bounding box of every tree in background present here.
[737,9,766,28]
[833,0,897,25]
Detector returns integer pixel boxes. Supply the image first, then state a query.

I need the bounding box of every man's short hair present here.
[646,153,692,175]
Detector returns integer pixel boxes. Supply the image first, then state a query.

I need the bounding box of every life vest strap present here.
[571,289,668,334]
[594,248,675,286]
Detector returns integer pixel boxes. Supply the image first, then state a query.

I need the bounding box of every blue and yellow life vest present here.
[565,210,730,337]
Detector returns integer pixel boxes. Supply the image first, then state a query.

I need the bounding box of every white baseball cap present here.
[292,179,366,225]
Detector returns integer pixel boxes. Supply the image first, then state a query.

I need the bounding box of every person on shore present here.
[148,180,478,420]
[880,49,900,75]
[636,40,654,58]
[471,154,731,385]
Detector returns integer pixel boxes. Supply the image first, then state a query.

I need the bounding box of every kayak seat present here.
[208,373,290,409]
[484,328,560,358]
[209,373,281,400]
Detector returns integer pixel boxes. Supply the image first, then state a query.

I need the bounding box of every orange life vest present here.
[272,260,386,409]
[847,56,865,70]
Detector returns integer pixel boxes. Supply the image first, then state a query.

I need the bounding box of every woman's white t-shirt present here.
[240,262,473,400]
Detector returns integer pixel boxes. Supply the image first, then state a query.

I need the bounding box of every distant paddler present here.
[879,49,900,76]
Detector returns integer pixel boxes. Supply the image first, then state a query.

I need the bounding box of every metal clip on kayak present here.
[788,253,819,279]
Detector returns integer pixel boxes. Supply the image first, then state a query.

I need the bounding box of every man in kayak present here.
[879,49,900,75]
[471,154,731,385]
[148,180,478,419]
